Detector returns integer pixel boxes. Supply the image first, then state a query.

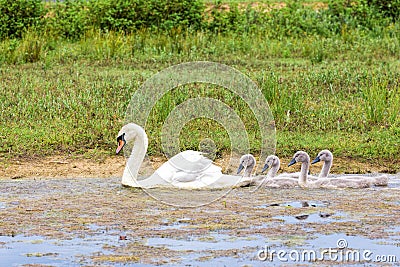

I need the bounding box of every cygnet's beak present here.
[261,163,269,173]
[116,133,126,154]
[288,158,297,167]
[237,163,244,174]
[311,156,321,164]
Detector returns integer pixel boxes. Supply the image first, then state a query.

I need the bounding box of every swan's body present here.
[288,151,374,189]
[116,123,244,189]
[312,150,388,186]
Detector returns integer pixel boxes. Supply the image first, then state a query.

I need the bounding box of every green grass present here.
[0,4,399,165]
[202,0,328,3]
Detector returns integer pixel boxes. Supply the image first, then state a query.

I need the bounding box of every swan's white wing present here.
[168,150,220,173]
[155,150,222,183]
[154,162,177,183]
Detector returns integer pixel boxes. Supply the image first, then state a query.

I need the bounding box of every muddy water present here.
[1,175,400,266]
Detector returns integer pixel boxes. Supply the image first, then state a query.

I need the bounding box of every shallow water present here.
[0,234,120,266]
[2,230,399,266]
[1,175,400,266]
[274,211,351,224]
[256,200,330,209]
[388,176,400,188]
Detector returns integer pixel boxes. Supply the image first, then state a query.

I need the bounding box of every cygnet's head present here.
[311,150,333,164]
[237,154,256,174]
[288,151,310,167]
[262,155,280,173]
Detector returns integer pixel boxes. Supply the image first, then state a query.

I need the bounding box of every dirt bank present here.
[0,155,397,180]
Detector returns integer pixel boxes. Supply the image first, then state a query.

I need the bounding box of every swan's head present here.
[262,155,280,173]
[237,154,256,174]
[311,150,333,164]
[116,123,146,154]
[288,151,310,167]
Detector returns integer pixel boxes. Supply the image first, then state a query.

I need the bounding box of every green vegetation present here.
[0,0,399,165]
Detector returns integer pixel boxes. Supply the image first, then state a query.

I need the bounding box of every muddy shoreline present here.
[1,155,398,180]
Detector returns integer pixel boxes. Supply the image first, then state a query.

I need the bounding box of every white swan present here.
[116,123,245,189]
[311,150,388,186]
[288,151,373,189]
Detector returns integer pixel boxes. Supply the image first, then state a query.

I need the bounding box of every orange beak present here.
[116,134,126,154]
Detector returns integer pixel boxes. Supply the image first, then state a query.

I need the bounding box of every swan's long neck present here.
[319,159,332,178]
[267,162,280,178]
[122,126,148,185]
[299,160,309,185]
[244,164,254,177]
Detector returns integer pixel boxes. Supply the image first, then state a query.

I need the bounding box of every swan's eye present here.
[117,133,126,143]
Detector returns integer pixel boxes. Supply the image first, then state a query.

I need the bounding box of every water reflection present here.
[257,200,330,209]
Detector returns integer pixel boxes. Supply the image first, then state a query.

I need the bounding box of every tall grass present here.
[0,29,399,160]
[361,77,400,126]
[1,26,399,64]
[0,1,399,164]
